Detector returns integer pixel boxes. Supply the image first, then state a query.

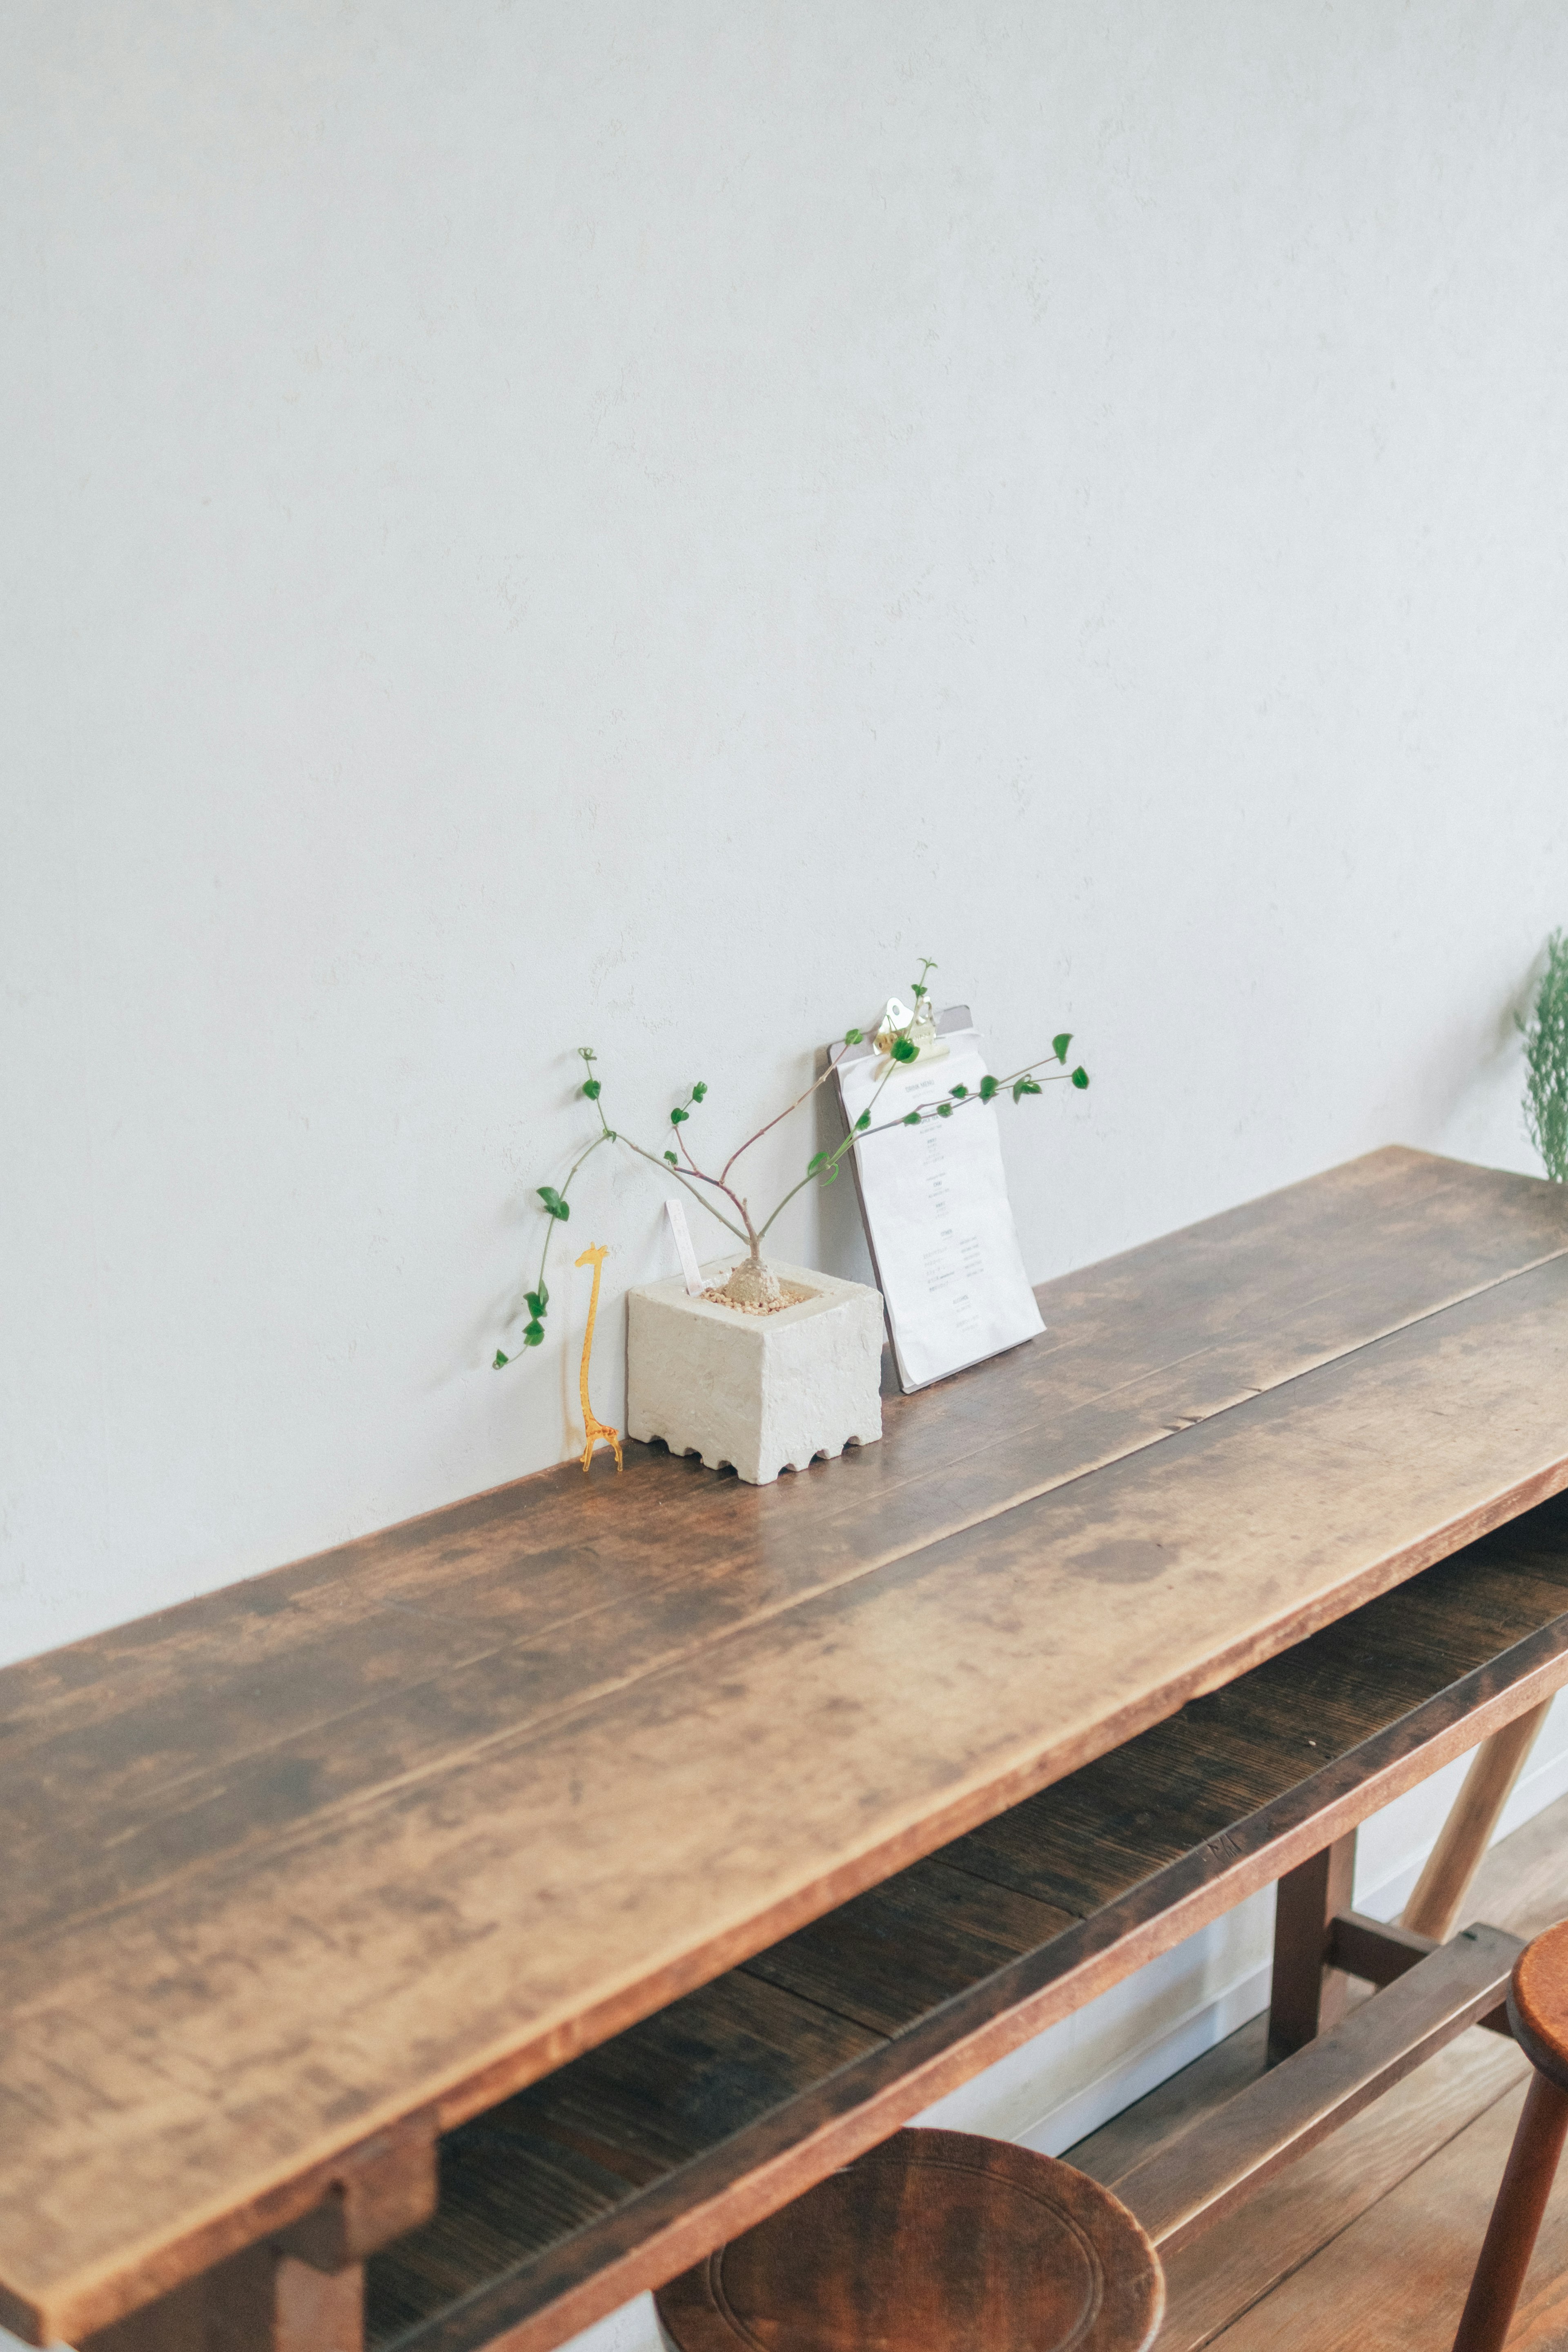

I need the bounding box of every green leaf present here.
[903,1110,922,1125]
[525,1292,546,1319]
[937,1100,952,1118]
[1053,1032,1072,1063]
[950,1083,967,1098]
[844,1027,863,1045]
[537,1185,570,1219]
[891,1036,918,1063]
[824,1162,839,1183]
[582,1078,601,1100]
[524,1320,545,1345]
[1013,1076,1043,1102]
[492,1349,510,1369]
[807,1149,827,1173]
[538,1280,548,1310]
[670,1105,688,1125]
[855,1109,870,1131]
[978,1073,999,1102]
[664,1149,678,1165]
[692,1082,708,1102]
[1071,1065,1089,1089]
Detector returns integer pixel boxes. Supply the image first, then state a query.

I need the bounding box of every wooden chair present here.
[1453,1918,1568,2351]
[654,2127,1164,2352]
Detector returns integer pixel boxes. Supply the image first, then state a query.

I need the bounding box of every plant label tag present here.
[664,1198,706,1296]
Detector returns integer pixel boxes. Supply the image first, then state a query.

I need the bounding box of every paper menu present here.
[835,1020,1045,1391]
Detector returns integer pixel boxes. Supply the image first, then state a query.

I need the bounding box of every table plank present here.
[3,1149,1568,2342]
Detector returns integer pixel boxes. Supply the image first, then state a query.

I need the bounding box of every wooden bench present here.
[6,1146,1568,2352]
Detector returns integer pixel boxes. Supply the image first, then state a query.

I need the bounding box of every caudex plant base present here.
[626,1259,884,1487]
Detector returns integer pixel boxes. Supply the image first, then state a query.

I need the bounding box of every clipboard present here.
[829,1004,1046,1393]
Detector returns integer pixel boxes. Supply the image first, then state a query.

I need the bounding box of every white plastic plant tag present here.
[664,1198,706,1295]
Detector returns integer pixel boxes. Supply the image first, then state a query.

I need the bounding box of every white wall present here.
[6,0,1568,1665]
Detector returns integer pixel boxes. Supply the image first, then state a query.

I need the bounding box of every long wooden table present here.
[6,1146,1568,2351]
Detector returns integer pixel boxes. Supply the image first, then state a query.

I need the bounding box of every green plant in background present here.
[494,961,1089,1363]
[1523,931,1568,1183]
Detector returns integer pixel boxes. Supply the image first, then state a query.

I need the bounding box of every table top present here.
[6,1146,1568,2344]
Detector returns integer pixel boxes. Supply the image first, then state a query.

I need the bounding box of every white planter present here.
[625,1257,884,1486]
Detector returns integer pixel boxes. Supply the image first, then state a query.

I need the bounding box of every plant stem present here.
[532,1129,615,1301]
[754,1049,914,1240]
[585,1062,752,1247]
[614,1135,751,1245]
[755,1050,1074,1242]
[719,1042,859,1187]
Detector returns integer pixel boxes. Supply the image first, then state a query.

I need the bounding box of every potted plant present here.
[1523,931,1568,1182]
[497,962,1088,1482]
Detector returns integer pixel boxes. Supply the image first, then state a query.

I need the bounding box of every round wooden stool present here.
[1453,1918,1568,2352]
[655,2128,1165,2352]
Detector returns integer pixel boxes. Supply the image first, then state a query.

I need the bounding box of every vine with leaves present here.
[1523,930,1568,1184]
[495,960,1088,1363]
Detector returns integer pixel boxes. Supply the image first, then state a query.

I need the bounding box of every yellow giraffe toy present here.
[574,1243,624,1475]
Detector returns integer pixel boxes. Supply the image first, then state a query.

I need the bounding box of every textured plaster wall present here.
[6,2,1568,1662]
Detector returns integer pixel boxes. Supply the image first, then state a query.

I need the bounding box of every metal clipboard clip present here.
[871,995,949,1067]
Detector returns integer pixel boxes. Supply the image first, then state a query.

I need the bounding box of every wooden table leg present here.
[79,2246,363,2352]
[1268,1831,1356,2066]
[74,2112,433,2352]
[1403,1700,1552,1945]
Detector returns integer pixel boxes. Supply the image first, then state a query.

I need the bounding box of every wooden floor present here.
[1066,1786,1568,2349]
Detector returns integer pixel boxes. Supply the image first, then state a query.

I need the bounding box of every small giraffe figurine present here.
[574,1243,624,1475]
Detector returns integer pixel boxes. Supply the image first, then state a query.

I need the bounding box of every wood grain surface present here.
[1071,1780,1568,2349]
[1143,2032,1532,2352]
[1403,1700,1554,1942]
[1119,1923,1523,2253]
[4,1149,1568,2344]
[1203,2076,1560,2351]
[359,1508,1568,2352]
[654,2129,1163,2352]
[1510,1916,1568,2090]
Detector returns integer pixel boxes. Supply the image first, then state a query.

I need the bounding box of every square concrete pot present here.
[625,1257,884,1486]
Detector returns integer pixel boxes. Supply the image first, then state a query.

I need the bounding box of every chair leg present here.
[1452,2071,1568,2352]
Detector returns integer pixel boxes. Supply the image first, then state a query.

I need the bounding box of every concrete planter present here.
[625,1257,884,1486]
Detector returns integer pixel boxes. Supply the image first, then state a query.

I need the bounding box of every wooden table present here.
[6,1147,1568,2352]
